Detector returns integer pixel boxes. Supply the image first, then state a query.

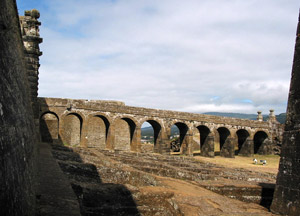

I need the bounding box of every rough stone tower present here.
[19,9,42,118]
[270,11,300,215]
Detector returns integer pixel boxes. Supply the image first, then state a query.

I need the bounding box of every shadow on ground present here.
[50,144,140,216]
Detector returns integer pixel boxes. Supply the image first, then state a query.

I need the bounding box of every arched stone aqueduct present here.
[39,97,283,157]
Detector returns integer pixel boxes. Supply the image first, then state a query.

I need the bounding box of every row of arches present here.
[40,111,270,156]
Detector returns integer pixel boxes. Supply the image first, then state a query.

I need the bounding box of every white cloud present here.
[33,0,299,115]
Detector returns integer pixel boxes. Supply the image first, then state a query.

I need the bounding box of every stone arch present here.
[113,116,137,151]
[62,113,83,147]
[169,122,189,154]
[86,115,110,149]
[40,111,59,143]
[216,127,234,157]
[254,131,269,154]
[216,127,230,153]
[236,129,250,155]
[249,129,270,140]
[194,125,211,154]
[140,119,162,153]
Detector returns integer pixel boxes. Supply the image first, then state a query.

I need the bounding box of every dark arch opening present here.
[141,120,162,153]
[236,129,250,155]
[40,112,59,143]
[217,127,230,155]
[170,122,188,153]
[254,131,268,154]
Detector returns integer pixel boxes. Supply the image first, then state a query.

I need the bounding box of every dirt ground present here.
[158,177,274,216]
[47,144,279,215]
[194,154,280,175]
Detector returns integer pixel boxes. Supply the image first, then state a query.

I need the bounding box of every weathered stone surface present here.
[19,9,42,105]
[19,9,43,146]
[0,3,294,214]
[52,145,277,215]
[238,138,254,157]
[200,135,215,157]
[0,1,37,215]
[270,11,300,216]
[39,97,283,157]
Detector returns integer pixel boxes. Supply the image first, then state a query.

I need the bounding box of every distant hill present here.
[264,112,286,124]
[141,126,154,136]
[203,112,286,124]
[203,112,258,120]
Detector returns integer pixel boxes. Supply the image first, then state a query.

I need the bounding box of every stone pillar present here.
[271,11,300,216]
[238,138,254,157]
[58,117,65,145]
[160,127,171,155]
[257,138,273,155]
[220,138,235,158]
[181,132,193,156]
[257,111,263,121]
[154,130,163,154]
[200,135,215,157]
[131,126,141,152]
[80,120,88,148]
[106,124,115,151]
[268,109,276,122]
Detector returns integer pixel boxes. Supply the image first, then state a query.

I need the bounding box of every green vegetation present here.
[264,113,286,124]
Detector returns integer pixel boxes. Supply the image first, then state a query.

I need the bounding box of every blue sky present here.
[17,0,300,115]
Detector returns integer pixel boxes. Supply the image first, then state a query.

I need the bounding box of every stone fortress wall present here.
[1,1,299,214]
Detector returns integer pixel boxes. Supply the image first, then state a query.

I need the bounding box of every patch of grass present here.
[194,154,280,174]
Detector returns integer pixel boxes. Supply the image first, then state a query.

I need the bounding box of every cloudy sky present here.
[17,0,299,115]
